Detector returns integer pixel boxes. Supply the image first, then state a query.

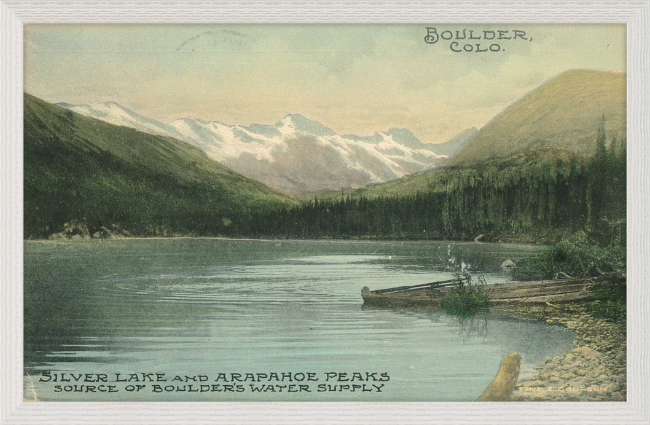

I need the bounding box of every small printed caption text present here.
[38,371,390,395]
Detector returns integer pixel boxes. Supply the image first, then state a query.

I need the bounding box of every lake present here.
[23,238,575,401]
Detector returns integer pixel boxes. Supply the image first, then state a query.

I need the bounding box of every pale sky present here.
[24,24,626,144]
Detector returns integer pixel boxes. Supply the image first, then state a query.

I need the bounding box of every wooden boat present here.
[360,276,621,309]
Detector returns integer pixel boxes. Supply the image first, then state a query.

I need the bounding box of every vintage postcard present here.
[22,24,627,403]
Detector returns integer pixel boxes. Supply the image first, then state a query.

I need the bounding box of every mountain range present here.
[25,68,627,240]
[57,102,477,194]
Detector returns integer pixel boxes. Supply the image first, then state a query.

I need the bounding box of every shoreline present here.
[500,302,626,401]
[360,281,626,402]
[24,235,540,248]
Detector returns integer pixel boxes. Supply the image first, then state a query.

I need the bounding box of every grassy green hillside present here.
[307,146,583,202]
[450,69,626,165]
[24,93,296,238]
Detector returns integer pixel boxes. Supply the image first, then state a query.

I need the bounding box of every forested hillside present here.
[250,124,625,246]
[24,94,296,239]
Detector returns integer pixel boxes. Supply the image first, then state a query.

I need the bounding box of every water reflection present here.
[450,314,490,343]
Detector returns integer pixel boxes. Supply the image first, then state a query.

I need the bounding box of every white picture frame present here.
[1,1,649,424]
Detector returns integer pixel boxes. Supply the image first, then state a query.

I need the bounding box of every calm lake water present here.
[24,238,575,401]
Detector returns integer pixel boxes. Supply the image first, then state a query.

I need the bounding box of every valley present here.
[25,69,626,248]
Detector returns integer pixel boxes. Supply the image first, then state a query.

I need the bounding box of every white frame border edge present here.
[1,1,648,424]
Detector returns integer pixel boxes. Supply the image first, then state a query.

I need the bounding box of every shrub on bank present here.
[441,274,489,317]
[511,245,626,281]
[587,280,627,324]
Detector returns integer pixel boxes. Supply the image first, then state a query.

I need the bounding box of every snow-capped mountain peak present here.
[382,128,427,149]
[277,114,336,138]
[58,101,183,140]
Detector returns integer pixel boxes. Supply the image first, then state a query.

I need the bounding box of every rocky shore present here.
[47,222,132,240]
[501,302,626,401]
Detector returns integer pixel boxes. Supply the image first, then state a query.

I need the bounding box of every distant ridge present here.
[450,69,626,165]
[429,128,478,157]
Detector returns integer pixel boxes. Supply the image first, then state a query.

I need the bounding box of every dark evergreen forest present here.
[243,127,626,247]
